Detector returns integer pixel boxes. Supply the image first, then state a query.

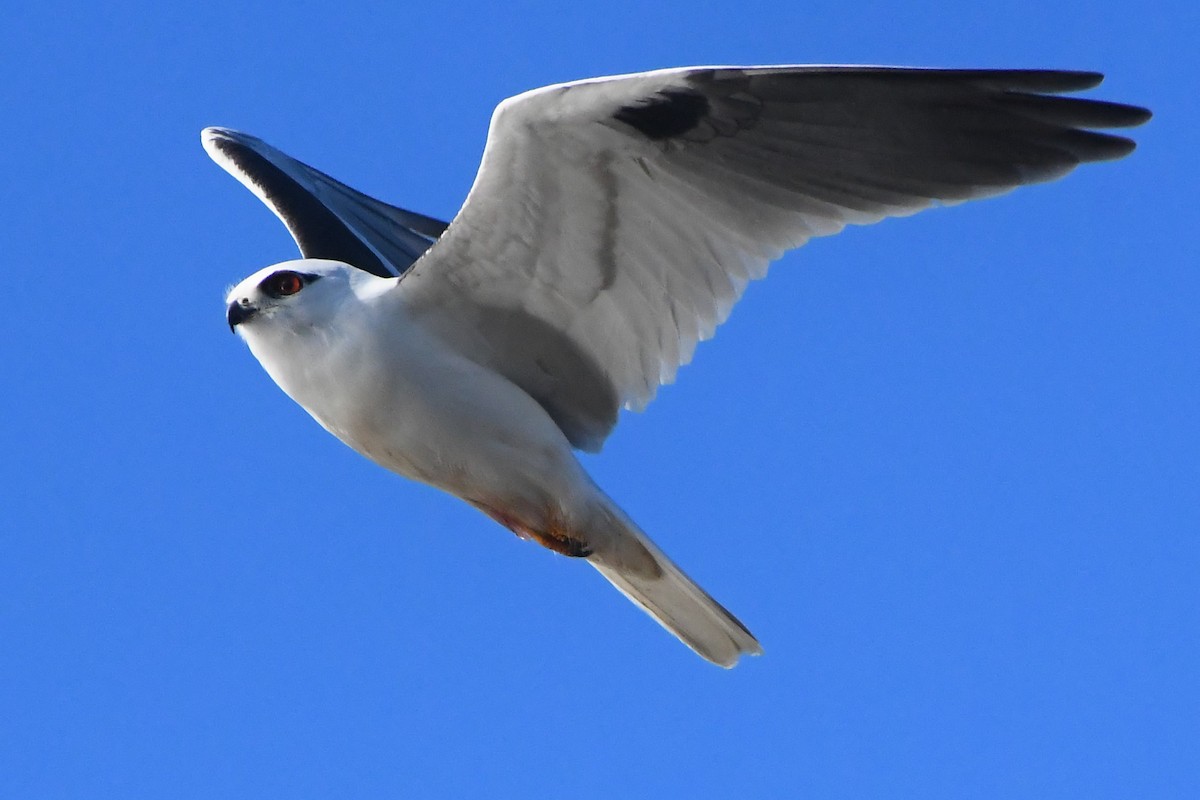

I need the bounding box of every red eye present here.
[263,271,305,297]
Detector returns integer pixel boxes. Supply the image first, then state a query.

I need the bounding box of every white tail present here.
[586,504,762,667]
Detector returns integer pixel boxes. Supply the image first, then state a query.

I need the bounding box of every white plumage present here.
[212,65,1148,666]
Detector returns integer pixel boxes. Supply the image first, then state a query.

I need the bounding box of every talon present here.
[518,522,592,558]
[534,529,592,558]
[469,500,592,558]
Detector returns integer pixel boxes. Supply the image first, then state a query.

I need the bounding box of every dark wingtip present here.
[1061,70,1105,90]
[201,126,243,148]
[202,126,256,142]
[201,127,254,162]
[1121,104,1154,127]
[1017,69,1105,92]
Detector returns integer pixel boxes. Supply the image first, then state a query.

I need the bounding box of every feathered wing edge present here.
[201,127,449,279]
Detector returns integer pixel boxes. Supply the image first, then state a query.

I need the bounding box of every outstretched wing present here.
[202,127,448,278]
[397,66,1149,452]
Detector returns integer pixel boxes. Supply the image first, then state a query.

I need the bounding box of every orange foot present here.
[469,501,593,558]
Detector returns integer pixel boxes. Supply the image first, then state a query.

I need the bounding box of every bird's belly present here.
[269,328,589,510]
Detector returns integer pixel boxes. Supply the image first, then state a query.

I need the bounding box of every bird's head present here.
[225,259,366,337]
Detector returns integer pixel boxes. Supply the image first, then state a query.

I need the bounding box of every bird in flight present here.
[210,65,1149,667]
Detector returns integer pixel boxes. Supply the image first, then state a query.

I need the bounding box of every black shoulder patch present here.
[613,88,709,140]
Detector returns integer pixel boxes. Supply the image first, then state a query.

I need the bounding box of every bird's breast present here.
[243,311,579,498]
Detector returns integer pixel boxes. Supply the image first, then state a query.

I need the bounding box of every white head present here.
[225,258,399,413]
[224,258,381,339]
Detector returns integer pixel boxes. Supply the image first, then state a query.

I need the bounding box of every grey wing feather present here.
[398,66,1149,451]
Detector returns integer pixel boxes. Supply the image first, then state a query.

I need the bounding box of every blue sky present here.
[2,1,1195,797]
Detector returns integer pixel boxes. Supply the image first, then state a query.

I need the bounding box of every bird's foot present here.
[469,500,593,558]
[527,527,593,558]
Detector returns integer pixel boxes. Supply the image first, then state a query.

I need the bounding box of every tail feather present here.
[586,505,762,668]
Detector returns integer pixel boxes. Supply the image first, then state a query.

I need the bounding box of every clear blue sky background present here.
[2,1,1195,797]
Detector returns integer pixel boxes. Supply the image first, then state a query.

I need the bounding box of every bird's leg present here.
[468,500,593,558]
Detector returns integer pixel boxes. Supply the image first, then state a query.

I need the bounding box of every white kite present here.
[209,66,1148,666]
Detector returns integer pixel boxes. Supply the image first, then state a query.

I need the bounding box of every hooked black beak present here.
[227,300,257,332]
